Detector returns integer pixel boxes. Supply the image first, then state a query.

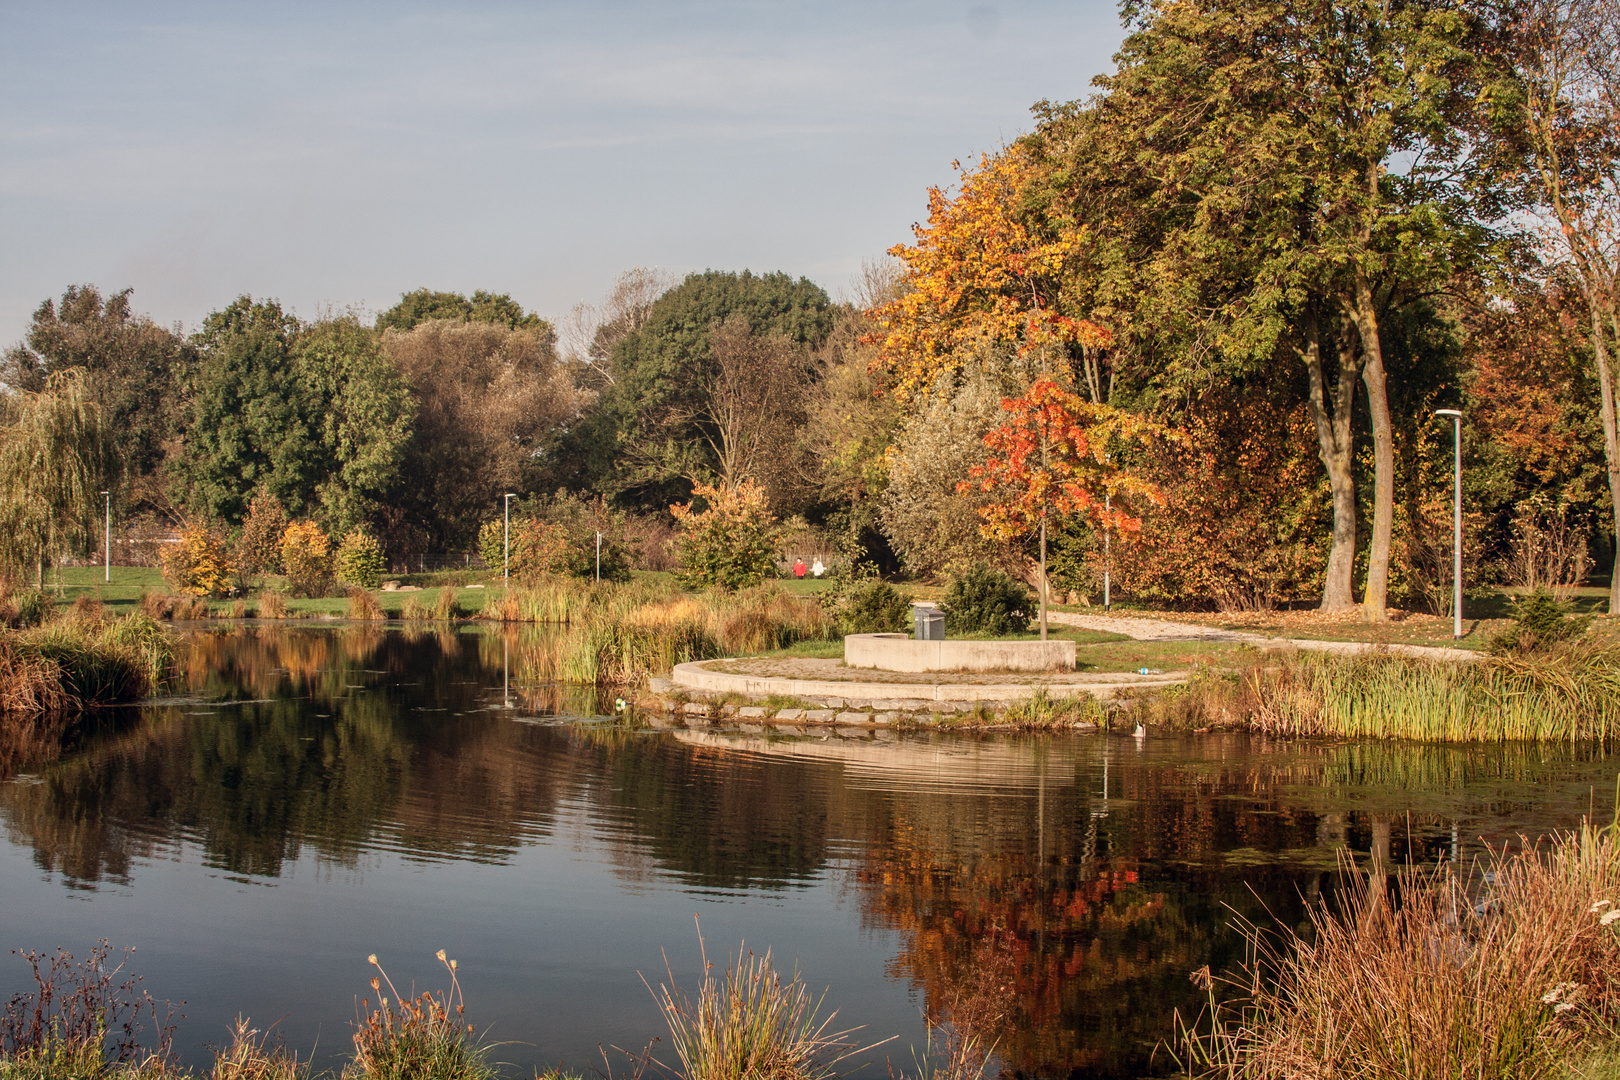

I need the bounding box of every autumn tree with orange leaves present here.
[961,379,1162,637]
[867,145,1110,402]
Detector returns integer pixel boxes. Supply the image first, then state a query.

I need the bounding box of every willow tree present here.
[0,369,120,586]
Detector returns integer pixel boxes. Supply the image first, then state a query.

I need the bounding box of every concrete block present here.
[773,709,805,721]
[736,706,769,719]
[844,633,1076,673]
[682,701,711,717]
[803,709,837,723]
[836,711,871,724]
[872,711,900,724]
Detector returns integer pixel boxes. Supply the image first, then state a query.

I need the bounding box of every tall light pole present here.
[1436,409,1463,638]
[101,491,110,583]
[503,494,518,584]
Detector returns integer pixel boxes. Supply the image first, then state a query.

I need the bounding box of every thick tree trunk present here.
[1588,295,1620,613]
[1301,318,1361,611]
[1039,513,1048,640]
[1350,277,1394,623]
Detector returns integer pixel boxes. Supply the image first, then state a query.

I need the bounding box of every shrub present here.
[671,481,782,591]
[346,952,492,1080]
[478,517,570,582]
[942,564,1033,636]
[1491,588,1591,654]
[821,575,911,634]
[432,588,462,622]
[161,521,234,598]
[335,527,386,590]
[2,588,48,629]
[236,488,289,578]
[280,522,333,598]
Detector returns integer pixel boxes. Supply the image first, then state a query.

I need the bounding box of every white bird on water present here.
[1133,723,1147,739]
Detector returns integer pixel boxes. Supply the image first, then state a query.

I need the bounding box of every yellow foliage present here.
[279,520,332,598]
[867,144,1108,402]
[160,521,234,597]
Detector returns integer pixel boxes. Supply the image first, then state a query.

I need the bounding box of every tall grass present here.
[256,592,289,620]
[345,588,385,622]
[1137,642,1620,742]
[0,611,173,714]
[346,952,492,1080]
[1177,819,1620,1080]
[509,583,834,688]
[647,927,866,1080]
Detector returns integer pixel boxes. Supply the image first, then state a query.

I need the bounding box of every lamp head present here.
[1435,409,1462,418]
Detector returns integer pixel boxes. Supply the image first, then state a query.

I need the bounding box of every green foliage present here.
[819,569,912,634]
[1490,589,1591,654]
[672,481,782,591]
[375,288,546,333]
[593,270,834,505]
[1,284,193,479]
[335,527,386,590]
[178,296,316,523]
[942,564,1034,635]
[291,317,415,534]
[0,369,121,586]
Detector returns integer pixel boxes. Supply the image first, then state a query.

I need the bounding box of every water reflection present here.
[2,625,1616,1078]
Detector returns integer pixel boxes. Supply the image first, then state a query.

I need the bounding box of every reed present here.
[0,613,173,713]
[1177,819,1620,1080]
[647,927,862,1080]
[139,590,177,620]
[209,1017,306,1080]
[256,592,288,620]
[345,588,385,622]
[401,594,432,622]
[1137,643,1620,742]
[431,588,463,622]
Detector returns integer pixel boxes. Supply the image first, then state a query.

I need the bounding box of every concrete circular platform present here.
[671,655,1187,707]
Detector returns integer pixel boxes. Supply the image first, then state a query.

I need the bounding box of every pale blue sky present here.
[0,1,1125,345]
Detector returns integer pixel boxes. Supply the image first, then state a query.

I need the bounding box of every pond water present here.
[2,624,1618,1078]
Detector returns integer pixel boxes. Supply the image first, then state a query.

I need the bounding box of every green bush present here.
[943,564,1034,636]
[1490,588,1590,654]
[335,527,386,589]
[672,481,781,591]
[840,579,912,634]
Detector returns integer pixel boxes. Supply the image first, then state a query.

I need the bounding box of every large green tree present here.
[177,296,318,522]
[1040,0,1503,617]
[291,316,416,534]
[588,270,834,508]
[1,285,191,484]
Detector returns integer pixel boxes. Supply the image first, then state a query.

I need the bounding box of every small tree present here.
[236,488,289,578]
[478,516,571,582]
[161,520,234,598]
[670,480,781,590]
[280,520,332,598]
[942,564,1034,636]
[961,379,1162,637]
[335,526,385,589]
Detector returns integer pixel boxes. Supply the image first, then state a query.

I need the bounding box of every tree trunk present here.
[1300,316,1361,611]
[1588,294,1620,613]
[1350,277,1394,623]
[1039,513,1048,640]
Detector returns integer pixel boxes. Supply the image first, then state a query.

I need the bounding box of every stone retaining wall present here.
[844,632,1076,673]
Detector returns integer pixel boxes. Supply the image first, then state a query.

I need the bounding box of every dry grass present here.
[647,925,868,1080]
[1133,642,1620,742]
[0,612,173,715]
[345,588,385,622]
[345,951,491,1080]
[208,1018,305,1080]
[401,594,432,621]
[432,589,463,622]
[1178,818,1620,1080]
[256,592,288,620]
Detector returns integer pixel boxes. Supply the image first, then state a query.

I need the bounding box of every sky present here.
[0,1,1127,347]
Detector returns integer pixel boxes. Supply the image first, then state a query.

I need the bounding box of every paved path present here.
[1046,612,1480,662]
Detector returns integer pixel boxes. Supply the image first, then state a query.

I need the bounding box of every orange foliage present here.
[959,379,1163,542]
[867,146,1109,400]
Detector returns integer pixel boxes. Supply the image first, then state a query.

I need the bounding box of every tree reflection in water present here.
[1,626,1616,1078]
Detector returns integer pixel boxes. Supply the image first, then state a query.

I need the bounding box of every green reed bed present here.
[1138,643,1620,742]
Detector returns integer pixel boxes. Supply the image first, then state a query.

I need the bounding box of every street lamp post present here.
[503,494,518,584]
[1435,409,1463,638]
[100,491,110,584]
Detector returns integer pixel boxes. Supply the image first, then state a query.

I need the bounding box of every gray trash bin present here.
[913,605,945,641]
